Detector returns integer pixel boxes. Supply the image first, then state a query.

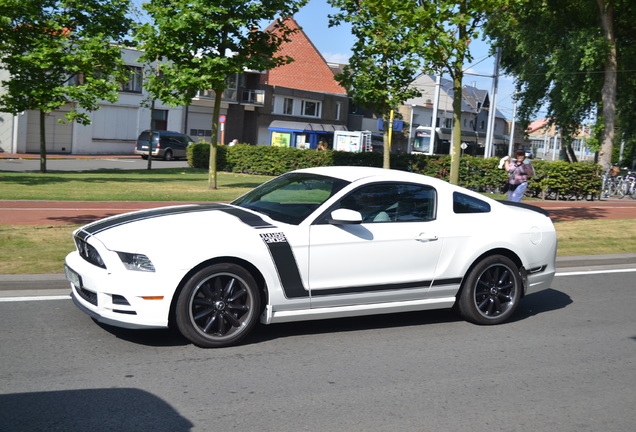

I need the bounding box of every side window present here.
[337,183,436,223]
[453,192,491,214]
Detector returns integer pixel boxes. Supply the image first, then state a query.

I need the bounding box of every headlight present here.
[116,252,156,272]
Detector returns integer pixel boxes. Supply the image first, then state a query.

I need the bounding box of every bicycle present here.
[600,167,621,199]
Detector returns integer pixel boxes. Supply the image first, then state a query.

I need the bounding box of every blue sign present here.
[377,119,404,132]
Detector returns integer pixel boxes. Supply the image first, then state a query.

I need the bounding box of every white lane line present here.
[0,295,70,302]
[556,268,636,277]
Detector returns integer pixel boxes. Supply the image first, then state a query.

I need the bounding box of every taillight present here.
[156,140,161,149]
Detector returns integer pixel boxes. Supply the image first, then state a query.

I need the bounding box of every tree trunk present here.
[449,72,463,185]
[147,98,154,170]
[597,0,616,170]
[208,88,223,189]
[39,109,47,173]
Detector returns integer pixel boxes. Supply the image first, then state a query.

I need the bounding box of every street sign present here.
[219,115,226,123]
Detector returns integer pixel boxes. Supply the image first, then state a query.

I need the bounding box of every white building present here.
[0,47,229,155]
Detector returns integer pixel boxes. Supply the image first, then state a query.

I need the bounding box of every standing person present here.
[504,150,534,202]
[317,139,327,151]
[229,139,239,146]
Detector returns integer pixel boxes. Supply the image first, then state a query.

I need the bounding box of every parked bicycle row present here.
[601,167,636,199]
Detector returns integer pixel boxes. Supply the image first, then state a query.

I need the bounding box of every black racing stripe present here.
[312,280,431,297]
[260,233,308,298]
[221,207,275,229]
[311,278,461,297]
[83,203,230,234]
[432,278,463,286]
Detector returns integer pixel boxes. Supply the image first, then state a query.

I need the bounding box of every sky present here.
[292,0,520,121]
[131,0,526,122]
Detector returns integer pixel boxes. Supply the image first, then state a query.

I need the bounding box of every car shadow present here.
[95,321,190,347]
[92,289,572,348]
[248,308,461,345]
[509,288,573,322]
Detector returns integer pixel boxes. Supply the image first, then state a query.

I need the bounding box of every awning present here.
[268,120,348,133]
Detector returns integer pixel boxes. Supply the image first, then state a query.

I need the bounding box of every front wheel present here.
[458,255,522,325]
[176,263,261,347]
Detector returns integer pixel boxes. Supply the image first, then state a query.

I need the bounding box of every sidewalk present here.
[0,153,134,159]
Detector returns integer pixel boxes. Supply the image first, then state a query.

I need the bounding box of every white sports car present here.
[65,166,557,348]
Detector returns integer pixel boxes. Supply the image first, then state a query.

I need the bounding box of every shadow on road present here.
[0,388,193,432]
[512,288,573,321]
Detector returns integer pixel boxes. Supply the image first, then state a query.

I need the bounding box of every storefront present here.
[268,120,347,150]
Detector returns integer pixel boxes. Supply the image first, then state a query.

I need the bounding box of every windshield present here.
[232,172,350,225]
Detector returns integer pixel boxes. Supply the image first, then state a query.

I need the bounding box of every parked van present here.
[134,130,194,161]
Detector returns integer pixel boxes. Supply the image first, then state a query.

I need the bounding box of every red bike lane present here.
[1,199,635,225]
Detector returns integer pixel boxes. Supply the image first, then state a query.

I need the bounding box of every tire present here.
[141,155,148,160]
[458,255,522,325]
[163,149,173,161]
[175,263,261,348]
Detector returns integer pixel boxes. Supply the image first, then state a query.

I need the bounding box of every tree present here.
[0,0,133,173]
[330,0,503,183]
[484,0,635,169]
[412,0,503,184]
[329,0,428,169]
[135,0,307,189]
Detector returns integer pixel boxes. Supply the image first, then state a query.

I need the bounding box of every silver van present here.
[134,131,194,161]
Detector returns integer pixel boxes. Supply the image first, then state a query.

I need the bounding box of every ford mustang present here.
[64,166,557,347]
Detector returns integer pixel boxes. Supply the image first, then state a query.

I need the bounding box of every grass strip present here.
[2,219,635,275]
[0,169,273,202]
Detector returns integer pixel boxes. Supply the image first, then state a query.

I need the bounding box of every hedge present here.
[187,142,602,200]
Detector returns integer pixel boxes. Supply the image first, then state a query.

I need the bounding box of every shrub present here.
[187,143,602,200]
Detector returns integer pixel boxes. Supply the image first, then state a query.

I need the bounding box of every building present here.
[0,47,194,155]
[526,118,594,161]
[400,74,510,157]
[244,17,349,149]
[0,18,349,155]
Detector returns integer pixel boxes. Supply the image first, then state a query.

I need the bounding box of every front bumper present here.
[65,251,178,329]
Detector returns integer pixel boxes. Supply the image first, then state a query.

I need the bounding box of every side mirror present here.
[329,208,362,224]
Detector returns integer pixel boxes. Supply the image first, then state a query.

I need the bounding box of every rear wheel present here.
[458,255,522,325]
[176,263,261,348]
[163,149,173,161]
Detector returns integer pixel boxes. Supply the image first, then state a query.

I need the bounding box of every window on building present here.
[335,102,342,120]
[480,120,486,130]
[152,109,168,130]
[190,129,212,138]
[121,66,143,93]
[444,118,453,128]
[302,100,321,118]
[283,98,294,115]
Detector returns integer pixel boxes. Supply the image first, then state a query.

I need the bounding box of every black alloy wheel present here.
[458,255,522,325]
[176,263,260,348]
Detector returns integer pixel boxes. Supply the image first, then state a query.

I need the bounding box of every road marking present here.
[556,268,636,277]
[0,295,70,302]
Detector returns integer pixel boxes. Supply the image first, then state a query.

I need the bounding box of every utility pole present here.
[484,47,501,158]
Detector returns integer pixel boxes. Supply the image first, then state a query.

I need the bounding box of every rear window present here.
[453,192,491,214]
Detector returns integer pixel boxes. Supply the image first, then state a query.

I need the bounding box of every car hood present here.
[76,203,278,252]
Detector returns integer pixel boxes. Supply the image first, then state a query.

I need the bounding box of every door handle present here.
[416,233,438,242]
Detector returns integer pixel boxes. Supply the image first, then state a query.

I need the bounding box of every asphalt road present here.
[1,268,635,432]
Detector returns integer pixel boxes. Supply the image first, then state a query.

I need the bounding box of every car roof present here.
[294,166,449,187]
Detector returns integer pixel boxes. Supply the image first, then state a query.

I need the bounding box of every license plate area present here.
[64,264,82,288]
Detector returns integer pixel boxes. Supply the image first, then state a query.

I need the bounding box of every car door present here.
[307,182,444,308]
